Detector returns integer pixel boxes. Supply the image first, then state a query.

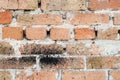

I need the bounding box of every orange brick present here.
[50,28,70,40]
[62,71,106,80]
[2,27,23,40]
[75,28,95,40]
[33,14,62,25]
[16,71,57,80]
[97,27,118,40]
[89,0,120,10]
[0,12,12,24]
[87,56,120,69]
[70,13,109,25]
[114,13,120,25]
[26,28,47,40]
[109,70,120,80]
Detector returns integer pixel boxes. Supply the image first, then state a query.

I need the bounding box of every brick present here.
[50,28,70,40]
[17,14,62,25]
[17,14,33,26]
[40,57,84,69]
[18,0,38,9]
[0,0,38,10]
[41,0,86,10]
[0,42,14,54]
[97,27,118,40]
[70,13,109,25]
[0,0,8,9]
[33,14,62,25]
[8,0,18,9]
[19,43,63,55]
[114,13,120,25]
[89,0,120,10]
[75,28,95,40]
[62,71,106,80]
[2,27,23,40]
[67,43,90,55]
[26,28,47,40]
[109,70,120,80]
[0,12,12,24]
[0,56,36,69]
[0,71,11,80]
[87,56,120,69]
[16,70,57,80]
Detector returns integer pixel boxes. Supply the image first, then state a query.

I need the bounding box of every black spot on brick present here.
[20,44,63,55]
[40,56,65,66]
[19,56,36,63]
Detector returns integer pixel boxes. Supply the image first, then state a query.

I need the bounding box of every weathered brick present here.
[97,27,118,40]
[0,42,14,54]
[18,0,38,9]
[40,57,84,69]
[41,0,86,10]
[0,12,12,24]
[109,70,120,80]
[89,0,120,10]
[17,14,62,25]
[0,71,11,80]
[33,14,62,25]
[50,28,70,40]
[62,71,106,80]
[2,27,23,40]
[0,0,8,9]
[19,43,63,55]
[87,56,120,69]
[0,0,38,9]
[17,14,33,26]
[0,56,36,69]
[75,28,95,40]
[26,28,47,40]
[67,43,90,55]
[114,13,120,25]
[16,70,57,80]
[70,13,109,25]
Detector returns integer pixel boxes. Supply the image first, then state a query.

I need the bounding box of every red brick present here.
[0,56,36,69]
[40,57,84,69]
[41,0,86,10]
[89,0,120,10]
[0,12,12,24]
[87,56,120,69]
[26,28,47,40]
[109,70,120,80]
[0,71,11,80]
[70,13,109,25]
[33,14,62,25]
[2,27,23,40]
[114,13,120,25]
[97,27,118,40]
[75,28,95,40]
[16,70,57,80]
[62,71,106,80]
[50,28,70,40]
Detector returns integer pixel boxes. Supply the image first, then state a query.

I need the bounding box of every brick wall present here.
[0,0,120,80]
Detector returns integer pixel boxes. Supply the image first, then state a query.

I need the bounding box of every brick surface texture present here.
[0,0,120,80]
